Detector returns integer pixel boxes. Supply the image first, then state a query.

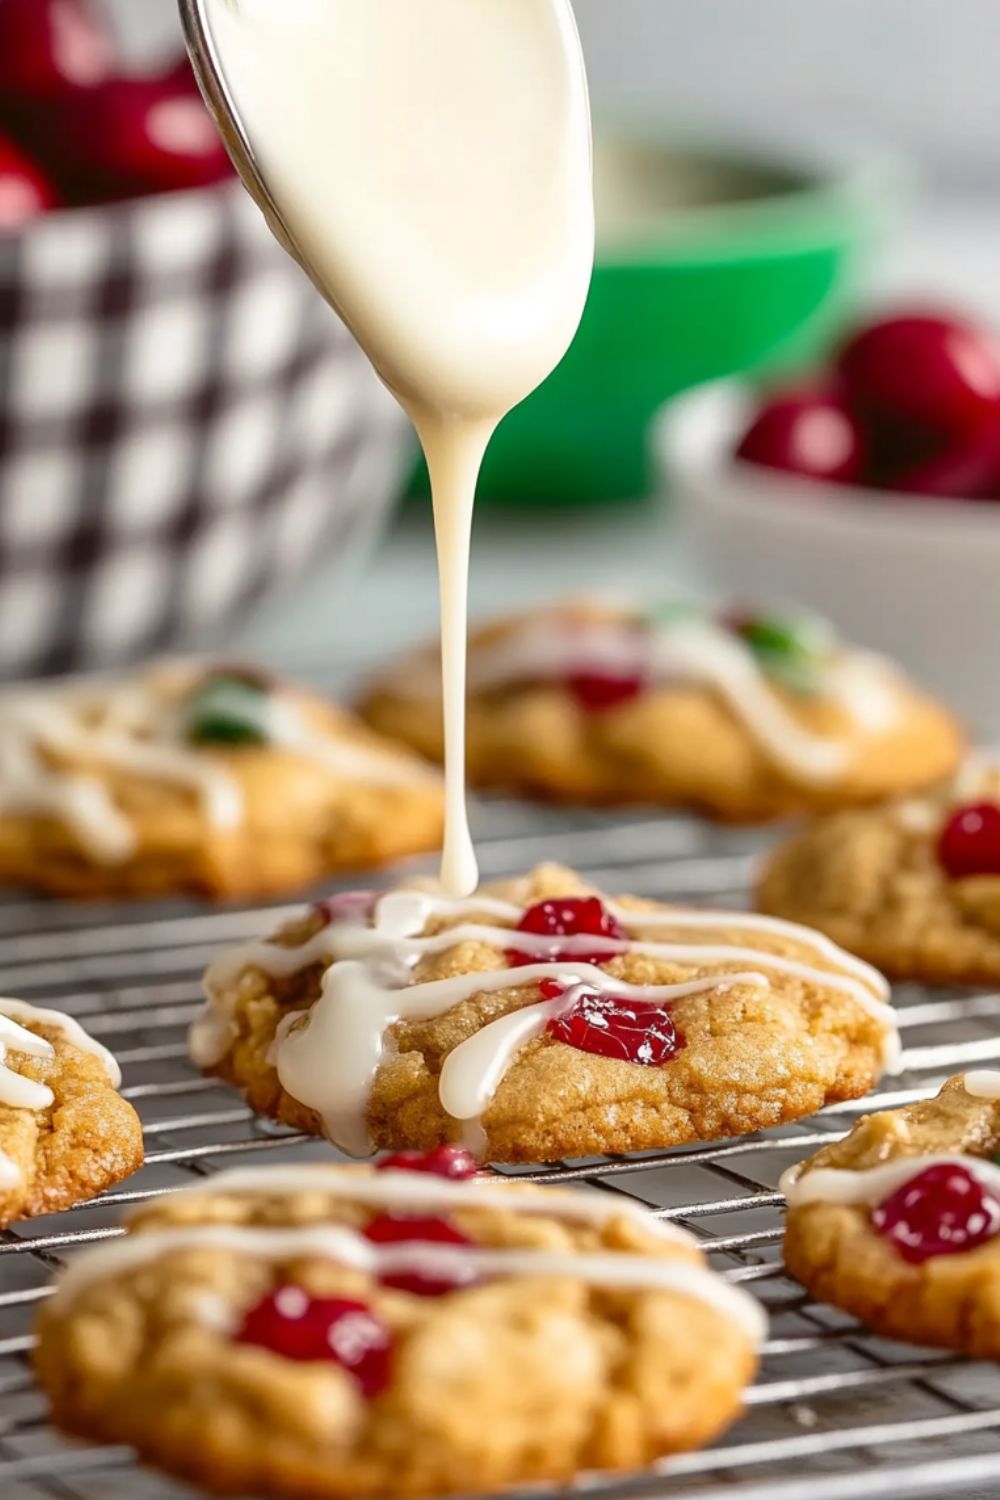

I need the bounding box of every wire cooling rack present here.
[2,792,1000,1500]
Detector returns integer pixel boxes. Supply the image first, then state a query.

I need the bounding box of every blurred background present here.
[2,1,1000,721]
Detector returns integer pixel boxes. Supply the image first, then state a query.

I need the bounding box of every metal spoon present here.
[177,0,303,261]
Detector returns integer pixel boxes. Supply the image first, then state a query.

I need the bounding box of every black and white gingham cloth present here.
[0,180,411,679]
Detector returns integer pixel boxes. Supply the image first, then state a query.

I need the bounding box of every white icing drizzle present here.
[50,1220,765,1344]
[964,1070,1000,1100]
[0,1012,54,1111]
[136,1164,695,1244]
[0,999,123,1193]
[196,882,897,1157]
[0,669,432,864]
[384,613,904,786]
[781,1152,1000,1209]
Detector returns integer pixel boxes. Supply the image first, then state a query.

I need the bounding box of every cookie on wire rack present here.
[0,998,142,1228]
[0,660,443,901]
[360,601,962,820]
[783,1070,1000,1357]
[34,1158,764,1497]
[191,862,898,1164]
[759,759,1000,984]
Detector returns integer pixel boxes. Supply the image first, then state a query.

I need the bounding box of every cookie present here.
[758,759,1000,984]
[360,601,962,820]
[35,1158,764,1497]
[192,863,898,1163]
[0,661,443,900]
[783,1070,1000,1356]
[0,998,142,1227]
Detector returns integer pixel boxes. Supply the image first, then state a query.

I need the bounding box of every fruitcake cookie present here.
[0,661,443,900]
[0,998,142,1227]
[35,1158,764,1497]
[758,759,1000,983]
[360,601,962,820]
[191,863,898,1163]
[783,1070,1000,1356]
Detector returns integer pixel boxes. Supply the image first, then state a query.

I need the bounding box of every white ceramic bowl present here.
[657,380,1000,732]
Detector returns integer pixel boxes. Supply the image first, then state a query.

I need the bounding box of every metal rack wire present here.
[1,793,1000,1500]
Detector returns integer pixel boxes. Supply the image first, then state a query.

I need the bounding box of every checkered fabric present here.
[0,181,411,679]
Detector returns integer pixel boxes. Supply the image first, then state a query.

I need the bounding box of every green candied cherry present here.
[183,673,274,747]
[727,610,837,695]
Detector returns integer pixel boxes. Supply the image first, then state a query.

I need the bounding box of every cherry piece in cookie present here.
[237,1286,393,1396]
[735,389,867,484]
[375,1145,479,1179]
[871,1163,1000,1264]
[838,312,1000,438]
[542,979,683,1066]
[937,802,1000,878]
[507,897,626,968]
[567,668,646,713]
[364,1213,477,1297]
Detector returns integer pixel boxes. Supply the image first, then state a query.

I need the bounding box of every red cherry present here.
[541,979,683,1066]
[838,312,1000,438]
[237,1287,392,1396]
[872,1163,1000,1263]
[375,1145,479,1180]
[364,1213,477,1298]
[506,896,627,968]
[735,389,867,485]
[567,669,645,713]
[937,802,1000,878]
[0,133,58,228]
[0,0,114,102]
[58,75,233,205]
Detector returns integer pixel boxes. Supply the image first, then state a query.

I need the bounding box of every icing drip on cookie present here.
[0,999,123,1190]
[195,882,898,1157]
[140,1164,696,1244]
[385,611,904,785]
[49,1171,766,1344]
[963,1070,1000,1100]
[0,669,432,864]
[781,1152,1000,1209]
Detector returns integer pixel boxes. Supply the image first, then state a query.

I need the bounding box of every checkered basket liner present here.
[0,180,411,679]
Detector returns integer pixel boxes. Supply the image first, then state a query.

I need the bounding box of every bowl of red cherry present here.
[0,0,410,678]
[661,307,1000,728]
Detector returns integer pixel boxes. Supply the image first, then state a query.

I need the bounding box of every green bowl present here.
[416,132,896,505]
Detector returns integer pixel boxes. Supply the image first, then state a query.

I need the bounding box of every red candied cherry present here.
[506,896,627,968]
[364,1212,477,1298]
[0,0,114,102]
[735,388,867,485]
[59,74,233,205]
[838,312,1000,438]
[937,802,1000,878]
[567,669,646,713]
[872,1163,1000,1263]
[237,1286,392,1397]
[375,1145,479,1180]
[0,134,59,229]
[542,978,683,1066]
